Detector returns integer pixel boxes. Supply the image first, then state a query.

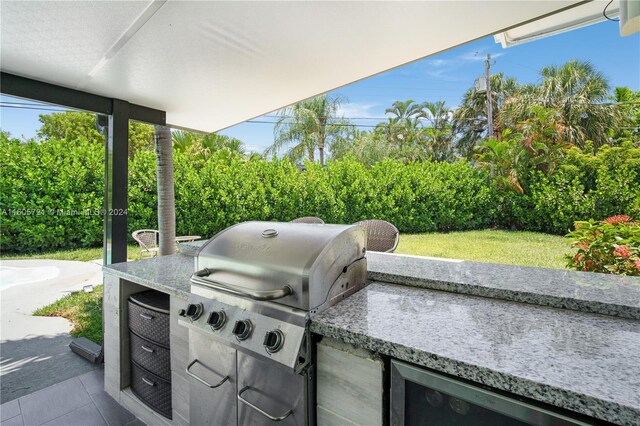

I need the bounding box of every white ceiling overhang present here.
[1,1,586,133]
[494,0,620,48]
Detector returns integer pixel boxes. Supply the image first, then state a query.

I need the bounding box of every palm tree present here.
[266,95,350,165]
[502,60,619,149]
[454,73,520,158]
[382,100,425,148]
[171,129,199,152]
[201,133,246,154]
[422,101,454,161]
[154,125,176,255]
[514,105,572,174]
[610,86,640,145]
[385,100,424,127]
[474,129,528,194]
[172,130,246,156]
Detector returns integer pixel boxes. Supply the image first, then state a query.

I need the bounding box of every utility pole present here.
[485,53,494,137]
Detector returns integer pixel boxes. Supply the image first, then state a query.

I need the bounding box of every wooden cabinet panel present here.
[316,338,384,426]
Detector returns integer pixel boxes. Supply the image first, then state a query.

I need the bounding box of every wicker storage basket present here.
[128,293,170,347]
[130,331,171,380]
[131,360,172,419]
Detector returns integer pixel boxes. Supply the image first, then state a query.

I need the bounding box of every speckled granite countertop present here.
[104,248,640,424]
[130,246,640,320]
[103,253,193,298]
[312,282,640,426]
[368,252,640,320]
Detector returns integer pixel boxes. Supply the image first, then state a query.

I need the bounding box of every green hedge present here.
[1,137,104,252]
[1,136,639,253]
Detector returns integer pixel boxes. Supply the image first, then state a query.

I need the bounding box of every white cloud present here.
[425,68,457,80]
[427,58,450,67]
[423,48,506,81]
[336,102,378,119]
[244,144,263,153]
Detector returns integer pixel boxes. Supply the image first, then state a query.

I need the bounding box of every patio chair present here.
[132,229,159,259]
[356,219,400,253]
[291,216,325,224]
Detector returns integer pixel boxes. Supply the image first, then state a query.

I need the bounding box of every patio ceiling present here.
[1,1,586,133]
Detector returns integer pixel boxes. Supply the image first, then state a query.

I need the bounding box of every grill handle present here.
[186,359,229,389]
[191,269,293,301]
[238,386,293,422]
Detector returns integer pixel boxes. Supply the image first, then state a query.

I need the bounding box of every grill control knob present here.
[185,303,203,321]
[263,330,285,353]
[232,320,253,341]
[207,311,226,330]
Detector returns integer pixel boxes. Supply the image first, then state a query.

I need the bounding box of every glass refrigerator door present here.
[391,360,591,426]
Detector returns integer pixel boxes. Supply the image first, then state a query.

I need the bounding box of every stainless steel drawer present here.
[188,330,237,426]
[237,352,308,426]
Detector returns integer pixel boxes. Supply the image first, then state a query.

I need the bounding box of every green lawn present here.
[33,285,104,345]
[21,230,568,344]
[1,231,571,269]
[0,245,140,262]
[396,230,570,269]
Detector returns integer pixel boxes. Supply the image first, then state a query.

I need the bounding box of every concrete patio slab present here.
[19,377,92,425]
[0,398,20,421]
[1,259,104,403]
[2,414,23,426]
[42,403,106,426]
[0,369,143,426]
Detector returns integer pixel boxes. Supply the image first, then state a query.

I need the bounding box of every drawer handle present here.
[141,377,155,387]
[186,359,229,388]
[140,345,154,353]
[139,313,154,320]
[238,386,293,421]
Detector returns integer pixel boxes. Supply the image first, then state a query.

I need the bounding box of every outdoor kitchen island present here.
[103,249,640,426]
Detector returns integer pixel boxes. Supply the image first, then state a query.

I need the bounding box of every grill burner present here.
[178,221,367,425]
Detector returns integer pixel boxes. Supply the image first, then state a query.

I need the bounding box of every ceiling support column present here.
[1,72,166,262]
[104,100,130,265]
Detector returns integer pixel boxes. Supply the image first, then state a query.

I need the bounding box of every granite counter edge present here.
[310,321,639,426]
[103,268,189,299]
[367,270,640,320]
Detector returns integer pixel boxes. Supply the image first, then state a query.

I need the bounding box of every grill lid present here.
[192,221,366,310]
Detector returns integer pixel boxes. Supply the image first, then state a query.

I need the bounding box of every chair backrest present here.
[291,216,325,224]
[356,219,400,253]
[132,229,159,250]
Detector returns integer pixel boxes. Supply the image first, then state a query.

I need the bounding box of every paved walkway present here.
[0,368,144,426]
[1,259,104,403]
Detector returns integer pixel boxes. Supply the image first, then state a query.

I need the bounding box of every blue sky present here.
[2,20,639,152]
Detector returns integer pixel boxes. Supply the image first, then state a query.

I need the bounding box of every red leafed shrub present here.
[603,215,636,225]
[566,215,640,275]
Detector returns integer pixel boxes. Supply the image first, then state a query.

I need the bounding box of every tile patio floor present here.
[0,369,144,426]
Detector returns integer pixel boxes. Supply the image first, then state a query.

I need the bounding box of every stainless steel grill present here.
[178,221,367,425]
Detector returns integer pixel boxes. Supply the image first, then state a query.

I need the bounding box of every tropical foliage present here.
[454,72,519,158]
[500,60,619,150]
[565,215,640,275]
[327,61,636,166]
[1,59,639,271]
[474,129,529,193]
[37,111,155,159]
[612,86,640,143]
[266,95,350,165]
[2,128,638,252]
[172,130,246,156]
